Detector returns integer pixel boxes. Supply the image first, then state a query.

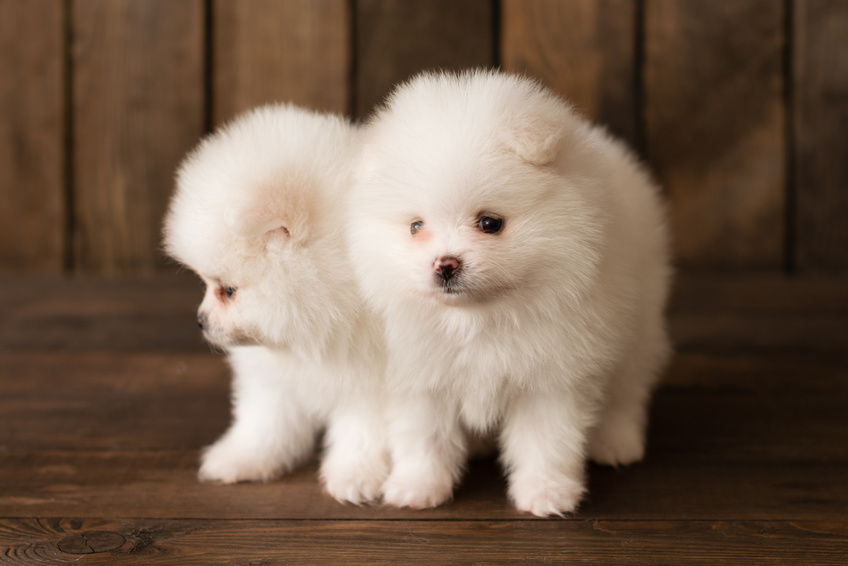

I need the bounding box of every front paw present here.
[508,474,585,517]
[321,455,389,505]
[198,436,285,484]
[381,472,455,509]
[588,416,646,467]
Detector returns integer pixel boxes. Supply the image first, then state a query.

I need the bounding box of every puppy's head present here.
[351,70,607,309]
[164,104,358,353]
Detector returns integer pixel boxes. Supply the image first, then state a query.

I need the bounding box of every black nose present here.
[197,312,208,330]
[435,256,461,281]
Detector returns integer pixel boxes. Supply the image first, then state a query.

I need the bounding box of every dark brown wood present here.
[668,351,848,390]
[1,275,847,561]
[670,273,848,312]
[57,531,126,554]
[2,350,847,462]
[794,0,848,272]
[671,310,848,355]
[2,350,847,521]
[71,0,205,275]
[644,0,786,270]
[0,353,229,449]
[354,0,494,119]
[1,518,847,565]
[0,0,65,274]
[0,275,206,353]
[502,0,638,144]
[2,450,848,522]
[213,0,350,126]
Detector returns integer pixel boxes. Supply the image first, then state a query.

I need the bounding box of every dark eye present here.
[214,285,237,304]
[478,216,503,234]
[410,220,424,235]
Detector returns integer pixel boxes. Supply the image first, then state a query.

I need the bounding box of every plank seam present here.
[203,0,214,134]
[62,0,75,273]
[783,0,797,275]
[348,0,358,118]
[634,0,647,161]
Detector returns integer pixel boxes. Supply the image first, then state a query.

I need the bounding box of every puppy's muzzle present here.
[434,256,461,282]
[197,311,208,330]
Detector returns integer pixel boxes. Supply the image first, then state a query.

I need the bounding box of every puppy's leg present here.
[199,348,318,483]
[381,393,466,509]
[320,388,389,504]
[501,390,590,517]
[588,319,670,467]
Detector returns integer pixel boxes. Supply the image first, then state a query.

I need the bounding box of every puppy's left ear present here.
[504,92,577,166]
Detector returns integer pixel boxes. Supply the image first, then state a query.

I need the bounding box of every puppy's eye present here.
[216,285,237,302]
[478,216,503,234]
[410,220,424,236]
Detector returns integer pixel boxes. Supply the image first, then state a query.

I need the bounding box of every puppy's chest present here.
[427,331,526,429]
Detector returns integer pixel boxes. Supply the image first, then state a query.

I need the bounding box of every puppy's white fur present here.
[349,71,672,516]
[164,104,388,504]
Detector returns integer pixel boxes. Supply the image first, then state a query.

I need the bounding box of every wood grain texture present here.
[794,0,848,272]
[0,275,205,352]
[668,351,848,390]
[2,452,848,522]
[72,0,204,275]
[644,0,786,270]
[354,0,494,118]
[0,353,229,449]
[0,0,65,274]
[2,349,847,520]
[213,0,350,125]
[2,351,847,461]
[1,518,847,565]
[0,276,847,561]
[502,0,638,145]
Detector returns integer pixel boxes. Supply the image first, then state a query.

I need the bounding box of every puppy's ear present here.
[226,203,290,240]
[504,94,576,166]
[226,184,311,245]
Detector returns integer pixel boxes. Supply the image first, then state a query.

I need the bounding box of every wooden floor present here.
[1,274,847,564]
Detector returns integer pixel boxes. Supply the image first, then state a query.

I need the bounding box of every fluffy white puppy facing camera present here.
[164,104,388,505]
[349,70,672,517]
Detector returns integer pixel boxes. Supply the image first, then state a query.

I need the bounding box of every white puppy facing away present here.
[349,71,672,516]
[163,104,388,504]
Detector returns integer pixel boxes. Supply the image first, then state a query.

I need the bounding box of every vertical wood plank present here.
[644,0,786,270]
[794,0,848,272]
[354,0,494,119]
[213,0,350,126]
[72,0,204,275]
[502,0,637,146]
[0,0,64,274]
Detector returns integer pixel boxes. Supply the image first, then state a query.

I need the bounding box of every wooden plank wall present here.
[71,0,205,276]
[0,0,65,274]
[0,0,846,276]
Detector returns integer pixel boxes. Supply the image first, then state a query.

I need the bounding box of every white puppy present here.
[349,71,672,516]
[164,104,388,504]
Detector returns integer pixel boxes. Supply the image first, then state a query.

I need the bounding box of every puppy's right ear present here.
[226,182,312,247]
[226,204,290,241]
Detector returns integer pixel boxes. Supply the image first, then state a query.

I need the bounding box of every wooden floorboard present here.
[1,450,847,523]
[1,274,847,562]
[1,518,847,565]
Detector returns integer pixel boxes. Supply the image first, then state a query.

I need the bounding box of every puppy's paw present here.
[588,417,646,467]
[322,458,389,505]
[508,475,585,517]
[381,473,454,509]
[198,437,284,484]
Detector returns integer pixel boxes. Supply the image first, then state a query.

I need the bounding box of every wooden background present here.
[1,0,846,276]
